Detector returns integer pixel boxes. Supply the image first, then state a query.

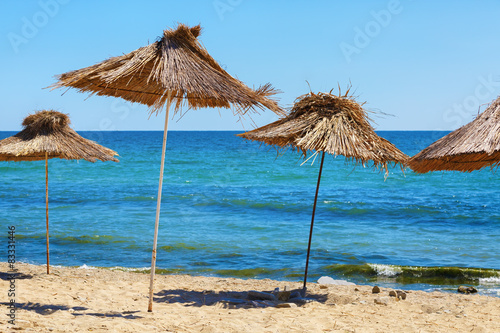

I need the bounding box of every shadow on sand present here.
[0,271,33,280]
[153,288,328,308]
[1,302,143,319]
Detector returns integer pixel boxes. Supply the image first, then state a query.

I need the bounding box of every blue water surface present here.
[0,131,499,295]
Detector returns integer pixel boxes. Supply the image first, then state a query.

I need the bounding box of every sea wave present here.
[325,263,500,285]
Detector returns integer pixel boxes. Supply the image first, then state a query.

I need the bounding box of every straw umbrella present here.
[238,90,408,293]
[49,23,284,311]
[409,96,500,173]
[0,110,119,274]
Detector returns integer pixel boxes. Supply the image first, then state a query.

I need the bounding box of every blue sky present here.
[1,0,499,131]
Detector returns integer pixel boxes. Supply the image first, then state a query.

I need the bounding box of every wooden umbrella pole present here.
[148,92,173,312]
[45,152,50,274]
[302,151,326,293]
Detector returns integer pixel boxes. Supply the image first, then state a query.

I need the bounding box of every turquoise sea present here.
[1,131,499,296]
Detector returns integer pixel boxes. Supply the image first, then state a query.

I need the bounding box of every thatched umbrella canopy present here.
[0,110,118,274]
[50,24,283,117]
[49,23,284,312]
[239,90,408,292]
[409,96,500,173]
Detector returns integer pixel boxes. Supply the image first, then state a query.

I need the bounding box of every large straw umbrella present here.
[0,110,119,274]
[238,90,408,293]
[409,96,500,173]
[49,23,284,311]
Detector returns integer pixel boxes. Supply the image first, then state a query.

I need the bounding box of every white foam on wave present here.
[479,276,500,285]
[109,266,150,272]
[78,264,96,270]
[368,264,402,277]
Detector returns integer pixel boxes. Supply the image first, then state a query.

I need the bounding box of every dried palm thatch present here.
[0,110,118,275]
[0,110,119,162]
[50,23,284,312]
[238,88,408,294]
[239,90,408,172]
[409,96,500,173]
[49,23,284,117]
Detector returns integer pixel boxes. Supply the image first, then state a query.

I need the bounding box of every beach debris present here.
[247,290,276,301]
[216,298,248,309]
[372,286,381,294]
[289,290,302,299]
[318,276,356,286]
[250,300,275,308]
[215,289,317,309]
[374,297,389,306]
[457,286,478,294]
[289,297,316,305]
[277,286,292,301]
[276,302,298,308]
[389,290,397,297]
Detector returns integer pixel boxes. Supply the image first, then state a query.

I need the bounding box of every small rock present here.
[247,290,276,301]
[468,286,478,293]
[388,290,397,297]
[374,297,389,305]
[276,302,298,308]
[354,288,360,292]
[458,286,478,294]
[396,290,407,300]
[319,285,328,289]
[372,286,381,294]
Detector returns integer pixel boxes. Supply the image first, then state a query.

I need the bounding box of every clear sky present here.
[1,0,499,131]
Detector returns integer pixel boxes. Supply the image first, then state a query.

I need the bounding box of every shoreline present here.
[1,262,500,332]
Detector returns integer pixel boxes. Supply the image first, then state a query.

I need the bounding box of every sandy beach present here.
[0,262,499,332]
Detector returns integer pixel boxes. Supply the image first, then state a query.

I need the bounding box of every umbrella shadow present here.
[4,302,143,319]
[0,271,33,280]
[72,310,142,319]
[154,289,328,308]
[2,302,87,315]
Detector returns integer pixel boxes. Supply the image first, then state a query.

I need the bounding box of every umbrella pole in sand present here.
[302,151,326,294]
[148,92,173,312]
[45,152,50,275]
